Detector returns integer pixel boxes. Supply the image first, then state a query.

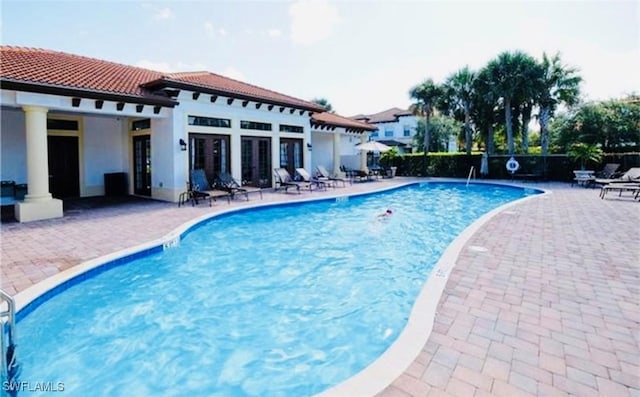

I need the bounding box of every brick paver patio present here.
[1,179,638,396]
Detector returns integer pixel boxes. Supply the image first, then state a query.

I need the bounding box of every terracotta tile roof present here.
[0,46,173,105]
[351,107,414,123]
[311,111,377,131]
[156,71,325,112]
[0,46,325,111]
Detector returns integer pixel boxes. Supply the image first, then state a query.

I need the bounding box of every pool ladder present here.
[466,166,476,186]
[0,289,19,395]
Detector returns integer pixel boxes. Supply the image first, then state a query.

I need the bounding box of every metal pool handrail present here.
[0,289,18,391]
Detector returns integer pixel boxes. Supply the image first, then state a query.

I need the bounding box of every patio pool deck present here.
[1,178,638,397]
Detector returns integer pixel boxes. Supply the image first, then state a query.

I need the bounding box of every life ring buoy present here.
[506,157,520,174]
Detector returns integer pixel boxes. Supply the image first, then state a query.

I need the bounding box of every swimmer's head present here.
[386,209,393,214]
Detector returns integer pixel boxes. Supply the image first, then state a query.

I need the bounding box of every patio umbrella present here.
[354,141,392,152]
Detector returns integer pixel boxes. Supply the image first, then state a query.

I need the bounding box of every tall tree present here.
[473,68,499,154]
[409,79,443,153]
[537,52,582,156]
[311,97,334,112]
[443,66,476,154]
[482,51,539,155]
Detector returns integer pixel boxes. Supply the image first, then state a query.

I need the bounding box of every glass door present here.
[133,135,151,196]
[242,136,272,187]
[279,138,303,178]
[189,133,230,183]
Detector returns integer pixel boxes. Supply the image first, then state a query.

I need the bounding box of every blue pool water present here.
[17,183,538,396]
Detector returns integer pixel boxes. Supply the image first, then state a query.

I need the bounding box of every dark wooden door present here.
[47,135,80,198]
[189,133,230,183]
[241,137,271,187]
[133,135,151,196]
[279,138,303,178]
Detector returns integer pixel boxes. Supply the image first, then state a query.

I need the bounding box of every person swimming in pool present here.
[376,209,393,219]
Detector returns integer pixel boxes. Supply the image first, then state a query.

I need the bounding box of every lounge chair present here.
[595,163,620,179]
[295,168,332,190]
[316,165,347,187]
[594,167,640,186]
[273,168,313,193]
[189,169,231,206]
[216,172,263,200]
[599,182,640,200]
[340,165,371,182]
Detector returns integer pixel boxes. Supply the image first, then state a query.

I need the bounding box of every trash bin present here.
[104,172,127,196]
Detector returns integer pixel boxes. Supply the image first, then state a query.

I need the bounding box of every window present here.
[403,125,411,137]
[188,116,231,128]
[47,119,79,131]
[279,124,303,133]
[241,120,272,131]
[371,129,379,137]
[385,129,394,137]
[132,119,151,131]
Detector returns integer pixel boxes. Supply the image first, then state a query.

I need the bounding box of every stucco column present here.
[360,134,367,171]
[23,106,52,202]
[230,132,242,183]
[332,132,341,175]
[15,105,63,222]
[272,135,280,188]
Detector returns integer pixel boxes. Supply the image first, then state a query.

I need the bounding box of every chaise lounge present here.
[295,168,332,190]
[216,172,263,201]
[273,168,313,193]
[188,169,231,206]
[316,165,348,187]
[594,167,640,186]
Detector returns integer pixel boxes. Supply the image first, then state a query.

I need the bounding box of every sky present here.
[2,0,638,117]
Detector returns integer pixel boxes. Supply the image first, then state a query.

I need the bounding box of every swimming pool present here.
[15,182,540,396]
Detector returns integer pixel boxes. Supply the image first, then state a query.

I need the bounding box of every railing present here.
[1,289,19,396]
[466,166,476,186]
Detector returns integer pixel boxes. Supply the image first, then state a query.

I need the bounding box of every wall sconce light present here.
[306,143,312,151]
[179,138,187,151]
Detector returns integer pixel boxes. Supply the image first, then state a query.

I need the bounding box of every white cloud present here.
[289,0,339,45]
[265,28,282,38]
[204,22,227,39]
[153,7,174,21]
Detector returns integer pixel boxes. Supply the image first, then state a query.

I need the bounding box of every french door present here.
[279,138,303,178]
[241,137,271,187]
[189,133,230,184]
[133,135,151,196]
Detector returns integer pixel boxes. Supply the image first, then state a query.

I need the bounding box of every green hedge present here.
[394,152,640,181]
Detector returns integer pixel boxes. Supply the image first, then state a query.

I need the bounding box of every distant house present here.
[351,107,418,153]
[0,46,374,222]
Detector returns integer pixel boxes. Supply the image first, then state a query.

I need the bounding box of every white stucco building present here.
[351,107,418,153]
[0,47,374,222]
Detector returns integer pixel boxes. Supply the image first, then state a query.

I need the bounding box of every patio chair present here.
[295,168,332,190]
[273,168,312,193]
[599,182,640,200]
[340,165,370,182]
[595,163,621,179]
[216,172,263,201]
[189,169,231,206]
[594,167,640,186]
[316,165,347,187]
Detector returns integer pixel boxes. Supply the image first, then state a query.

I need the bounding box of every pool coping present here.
[11,180,549,395]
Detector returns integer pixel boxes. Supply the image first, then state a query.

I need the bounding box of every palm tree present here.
[482,51,540,155]
[311,97,334,112]
[513,58,545,152]
[409,79,443,154]
[537,52,582,156]
[472,68,499,154]
[443,66,476,154]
